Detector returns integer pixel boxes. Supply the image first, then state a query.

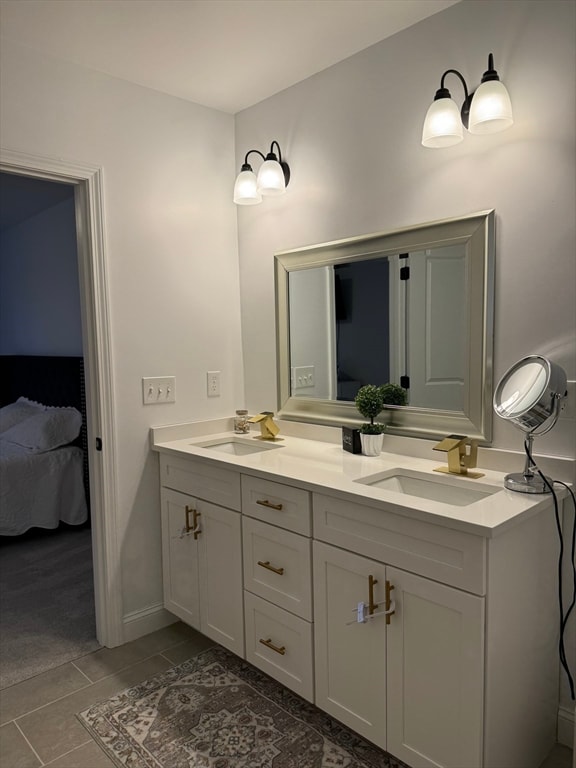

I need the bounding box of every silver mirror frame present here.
[275,210,495,443]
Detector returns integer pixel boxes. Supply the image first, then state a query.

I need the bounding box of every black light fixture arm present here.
[240,141,290,186]
[267,140,291,187]
[240,149,266,172]
[480,53,500,83]
[435,68,473,129]
[434,53,502,130]
[438,69,469,100]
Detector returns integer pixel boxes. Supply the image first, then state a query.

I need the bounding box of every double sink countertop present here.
[151,420,567,539]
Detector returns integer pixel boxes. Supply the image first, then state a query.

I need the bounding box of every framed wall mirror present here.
[275,210,495,443]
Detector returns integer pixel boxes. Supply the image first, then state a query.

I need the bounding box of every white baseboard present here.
[122,603,178,644]
[558,704,575,748]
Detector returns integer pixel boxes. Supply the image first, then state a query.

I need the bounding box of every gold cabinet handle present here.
[257,560,285,575]
[385,580,395,625]
[185,506,202,536]
[193,509,201,540]
[368,574,379,615]
[259,637,286,655]
[256,499,283,511]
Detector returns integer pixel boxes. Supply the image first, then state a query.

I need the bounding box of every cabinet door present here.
[386,567,484,768]
[160,488,200,628]
[197,500,244,657]
[313,541,387,750]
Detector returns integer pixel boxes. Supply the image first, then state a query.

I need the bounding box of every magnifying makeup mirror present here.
[493,355,567,493]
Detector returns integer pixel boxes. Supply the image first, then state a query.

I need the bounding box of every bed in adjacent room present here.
[0,355,89,536]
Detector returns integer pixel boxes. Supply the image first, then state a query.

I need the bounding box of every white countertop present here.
[151,425,565,538]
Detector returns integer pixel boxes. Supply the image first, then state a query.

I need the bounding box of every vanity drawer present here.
[243,517,312,621]
[244,591,314,702]
[241,475,311,535]
[160,455,241,510]
[313,493,486,594]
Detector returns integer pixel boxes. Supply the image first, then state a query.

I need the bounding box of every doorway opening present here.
[0,148,123,667]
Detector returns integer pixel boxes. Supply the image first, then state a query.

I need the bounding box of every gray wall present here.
[235,0,576,461]
[1,37,241,622]
[235,0,576,725]
[0,194,82,356]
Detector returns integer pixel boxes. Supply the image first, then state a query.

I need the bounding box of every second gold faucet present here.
[432,434,484,478]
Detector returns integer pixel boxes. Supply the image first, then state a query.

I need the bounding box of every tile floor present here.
[0,622,573,768]
[0,622,213,767]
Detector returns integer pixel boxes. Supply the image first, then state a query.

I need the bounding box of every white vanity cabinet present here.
[241,475,314,702]
[156,441,560,768]
[312,491,558,768]
[160,456,244,656]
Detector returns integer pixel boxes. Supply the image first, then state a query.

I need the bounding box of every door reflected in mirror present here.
[276,210,495,442]
[289,243,467,410]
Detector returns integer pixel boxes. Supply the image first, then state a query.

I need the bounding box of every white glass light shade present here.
[233,169,262,205]
[468,80,513,134]
[421,97,464,148]
[257,159,286,196]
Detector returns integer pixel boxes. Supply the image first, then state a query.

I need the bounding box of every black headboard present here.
[0,355,89,502]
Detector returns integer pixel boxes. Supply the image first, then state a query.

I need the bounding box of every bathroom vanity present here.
[152,426,563,768]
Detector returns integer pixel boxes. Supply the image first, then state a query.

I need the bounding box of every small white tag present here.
[357,601,365,623]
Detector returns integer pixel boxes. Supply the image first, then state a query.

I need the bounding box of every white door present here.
[160,488,200,629]
[386,567,484,768]
[314,541,387,749]
[408,245,467,411]
[198,501,244,656]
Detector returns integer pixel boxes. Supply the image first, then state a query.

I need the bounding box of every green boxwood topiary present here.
[379,382,408,406]
[354,384,387,434]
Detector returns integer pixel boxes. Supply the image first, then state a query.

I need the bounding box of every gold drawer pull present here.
[256,499,283,511]
[185,505,195,533]
[385,580,395,625]
[259,637,286,655]
[368,574,379,615]
[193,509,202,540]
[185,506,202,539]
[257,560,285,576]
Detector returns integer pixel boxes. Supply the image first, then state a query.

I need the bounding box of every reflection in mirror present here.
[288,243,467,410]
[276,211,495,442]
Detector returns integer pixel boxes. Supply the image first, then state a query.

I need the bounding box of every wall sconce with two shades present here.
[233,140,290,205]
[233,54,513,200]
[422,53,513,148]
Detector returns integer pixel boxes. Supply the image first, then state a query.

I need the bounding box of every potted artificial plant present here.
[379,382,408,407]
[354,384,386,456]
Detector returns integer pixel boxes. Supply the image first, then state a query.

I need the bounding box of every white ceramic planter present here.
[360,433,384,456]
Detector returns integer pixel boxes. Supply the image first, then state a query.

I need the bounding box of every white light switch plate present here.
[142,377,176,405]
[292,365,315,390]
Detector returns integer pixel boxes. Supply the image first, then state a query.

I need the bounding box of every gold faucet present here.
[247,411,281,441]
[433,434,484,478]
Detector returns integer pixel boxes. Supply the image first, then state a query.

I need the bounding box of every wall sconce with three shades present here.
[422,53,513,148]
[233,140,290,205]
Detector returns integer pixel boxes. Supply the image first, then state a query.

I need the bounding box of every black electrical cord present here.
[524,437,576,700]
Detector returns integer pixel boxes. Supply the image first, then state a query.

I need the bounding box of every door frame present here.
[0,147,123,647]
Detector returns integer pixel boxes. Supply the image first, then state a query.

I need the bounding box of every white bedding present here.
[0,441,88,535]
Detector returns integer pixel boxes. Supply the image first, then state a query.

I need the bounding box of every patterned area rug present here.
[78,646,409,768]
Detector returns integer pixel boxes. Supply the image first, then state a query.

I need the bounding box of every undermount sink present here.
[194,437,283,456]
[355,468,500,507]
